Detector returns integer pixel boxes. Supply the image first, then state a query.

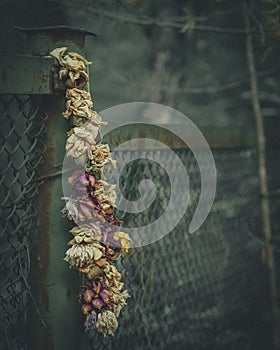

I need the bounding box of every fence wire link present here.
[86,147,276,350]
[0,95,46,350]
[0,94,278,350]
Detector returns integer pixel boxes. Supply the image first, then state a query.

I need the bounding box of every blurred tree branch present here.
[107,69,272,95]
[88,8,250,34]
[243,3,279,350]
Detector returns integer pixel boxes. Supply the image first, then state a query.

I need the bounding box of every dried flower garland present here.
[50,47,130,336]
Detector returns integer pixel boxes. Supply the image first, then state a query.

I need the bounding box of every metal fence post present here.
[23,26,96,350]
[1,26,96,350]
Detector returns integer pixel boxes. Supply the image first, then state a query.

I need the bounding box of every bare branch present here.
[243,4,279,350]
[18,246,48,328]
[89,8,250,35]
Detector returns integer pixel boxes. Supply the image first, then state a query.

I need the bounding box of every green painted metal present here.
[15,26,96,56]
[0,26,96,95]
[28,96,86,350]
[0,55,53,95]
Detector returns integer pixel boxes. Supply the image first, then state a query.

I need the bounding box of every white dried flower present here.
[64,242,105,268]
[84,310,97,331]
[68,223,102,245]
[96,310,118,336]
[65,122,99,159]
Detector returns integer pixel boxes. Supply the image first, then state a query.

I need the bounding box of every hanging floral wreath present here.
[50,47,130,336]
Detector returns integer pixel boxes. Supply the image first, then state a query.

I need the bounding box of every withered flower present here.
[82,303,93,315]
[62,197,79,222]
[96,310,118,336]
[64,241,105,268]
[68,51,92,65]
[89,144,116,169]
[68,223,102,244]
[68,170,96,193]
[103,263,124,292]
[49,47,91,88]
[79,264,104,280]
[90,110,107,127]
[63,88,93,119]
[84,289,94,303]
[111,290,130,317]
[94,180,117,211]
[66,122,99,159]
[80,281,112,311]
[114,231,131,253]
[51,46,130,337]
[84,310,97,331]
[92,298,105,310]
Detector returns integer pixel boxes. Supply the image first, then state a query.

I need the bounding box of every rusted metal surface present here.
[0,26,96,95]
[0,55,53,94]
[15,26,96,56]
[28,95,85,350]
[28,96,61,350]
[25,26,95,349]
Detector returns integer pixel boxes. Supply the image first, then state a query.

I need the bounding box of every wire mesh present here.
[0,95,46,350]
[0,94,278,350]
[85,147,274,350]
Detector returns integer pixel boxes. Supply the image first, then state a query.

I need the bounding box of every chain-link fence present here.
[85,147,274,350]
[0,95,46,350]
[0,94,278,350]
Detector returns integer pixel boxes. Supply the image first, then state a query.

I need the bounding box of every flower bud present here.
[84,289,94,303]
[82,303,93,315]
[92,298,105,310]
[100,289,111,304]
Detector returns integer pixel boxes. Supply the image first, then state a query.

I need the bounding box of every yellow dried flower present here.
[79,265,104,280]
[95,180,117,210]
[68,52,92,65]
[64,242,105,268]
[68,223,102,245]
[103,263,124,292]
[114,231,131,253]
[49,47,90,88]
[89,144,117,171]
[63,88,93,119]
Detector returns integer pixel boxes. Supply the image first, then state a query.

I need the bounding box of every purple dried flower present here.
[79,203,93,219]
[82,303,93,315]
[100,289,111,304]
[84,289,94,303]
[92,298,105,310]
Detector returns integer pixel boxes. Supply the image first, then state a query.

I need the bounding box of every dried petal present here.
[114,231,131,253]
[64,242,105,268]
[100,289,111,304]
[82,303,93,315]
[84,289,94,303]
[96,310,118,336]
[84,310,97,331]
[92,298,105,310]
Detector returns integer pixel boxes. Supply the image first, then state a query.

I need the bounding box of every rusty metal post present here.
[12,26,96,350]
